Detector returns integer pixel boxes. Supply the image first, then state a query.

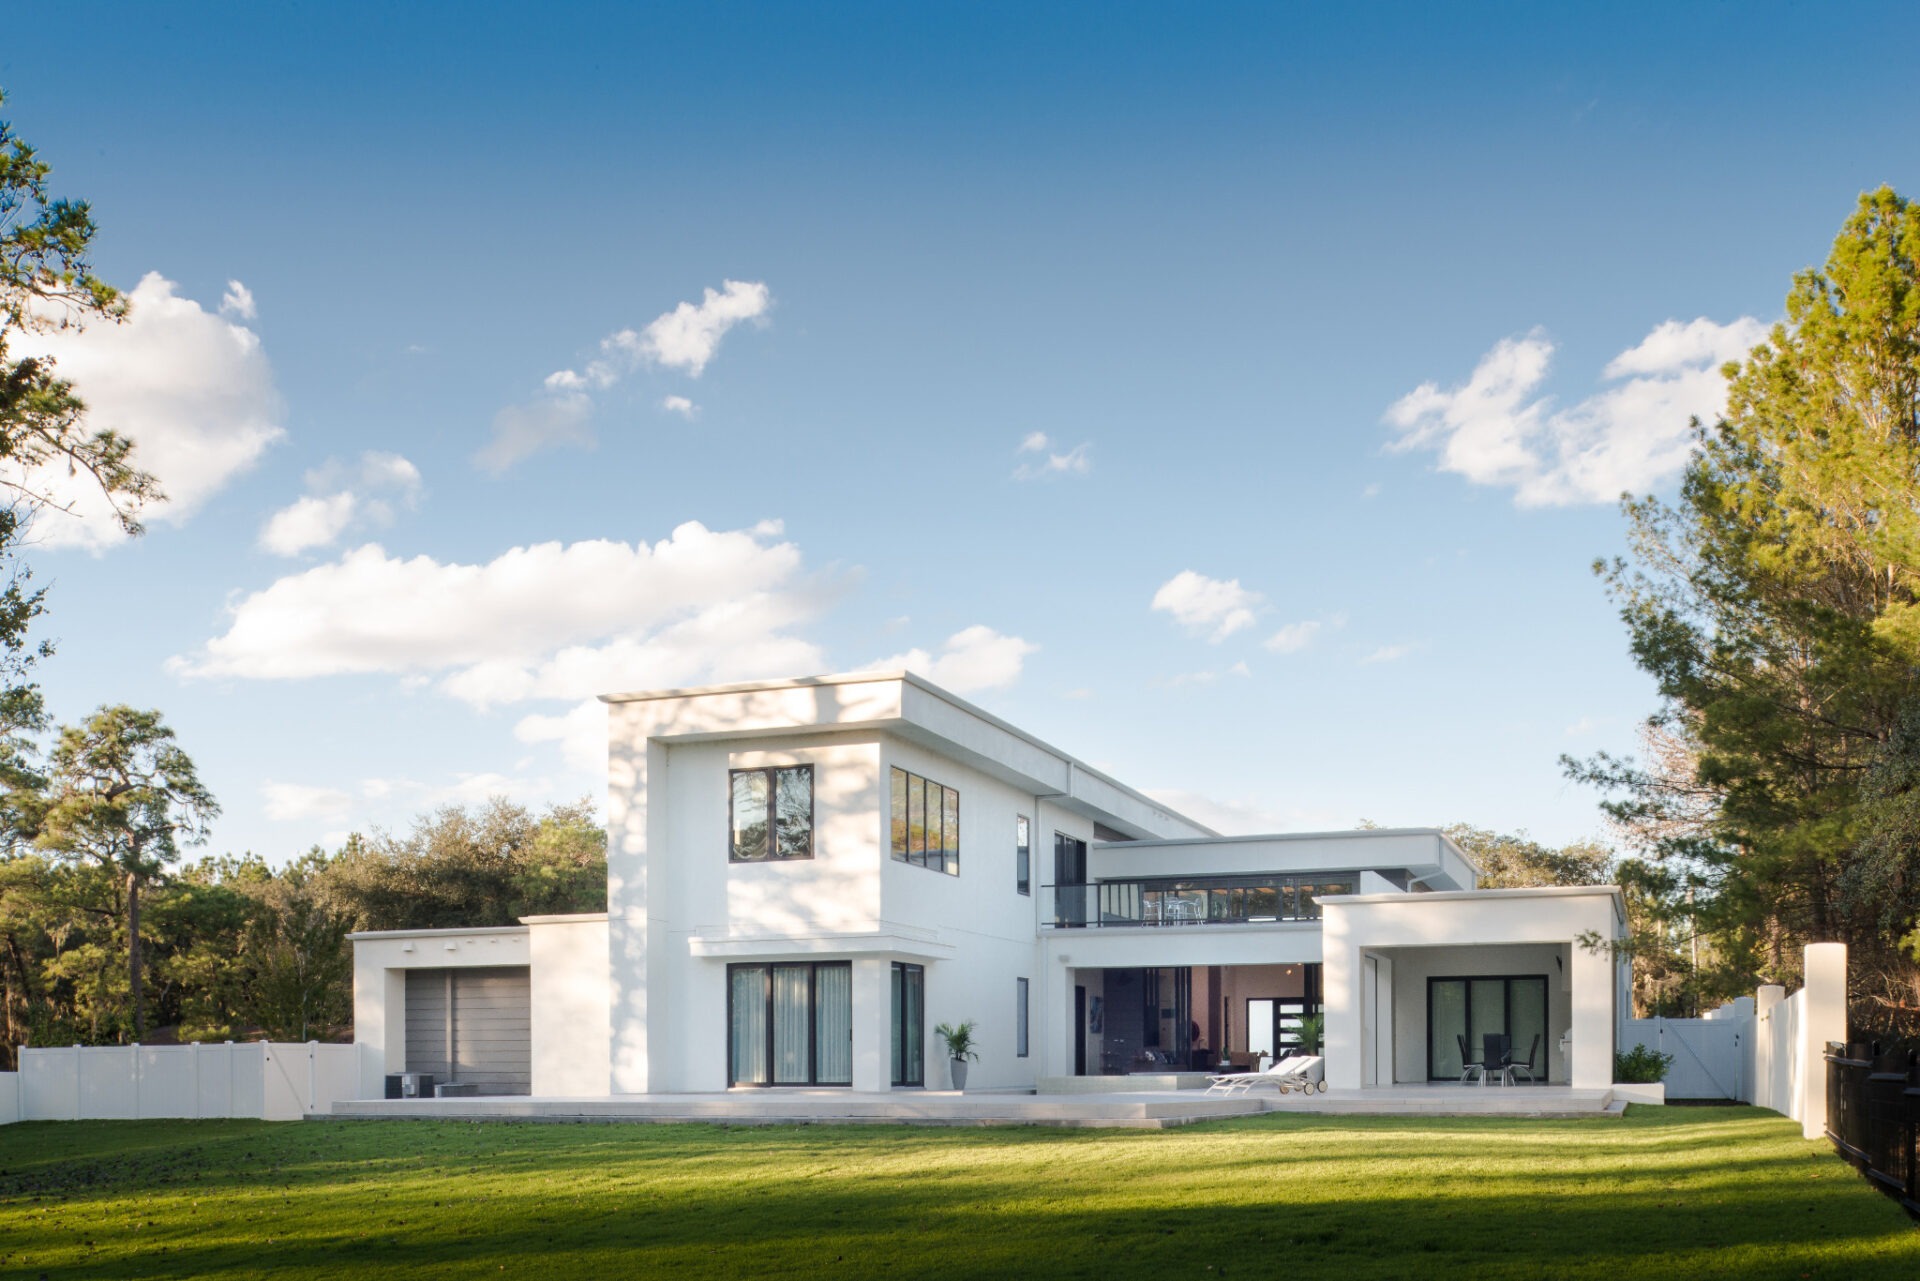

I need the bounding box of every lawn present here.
[0,1107,1913,1279]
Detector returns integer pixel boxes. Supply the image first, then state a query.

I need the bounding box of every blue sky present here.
[3,2,1916,858]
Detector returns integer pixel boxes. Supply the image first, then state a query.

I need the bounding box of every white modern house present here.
[348,671,1629,1103]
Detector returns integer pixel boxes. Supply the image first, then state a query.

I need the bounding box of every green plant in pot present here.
[1296,1014,1324,1057]
[935,1020,979,1090]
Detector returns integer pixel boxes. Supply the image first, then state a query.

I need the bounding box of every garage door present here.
[404,966,532,1095]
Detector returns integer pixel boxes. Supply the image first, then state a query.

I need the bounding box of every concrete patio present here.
[325,1083,1624,1129]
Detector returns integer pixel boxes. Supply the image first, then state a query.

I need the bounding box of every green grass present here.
[0,1107,1913,1279]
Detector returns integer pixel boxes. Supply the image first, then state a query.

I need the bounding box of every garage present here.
[404,966,532,1095]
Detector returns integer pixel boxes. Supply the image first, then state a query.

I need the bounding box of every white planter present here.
[950,1058,969,1091]
[1611,1081,1666,1106]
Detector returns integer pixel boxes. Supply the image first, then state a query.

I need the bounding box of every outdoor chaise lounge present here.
[1205,1055,1326,1095]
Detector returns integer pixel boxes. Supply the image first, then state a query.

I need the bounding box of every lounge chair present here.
[1205,1054,1326,1095]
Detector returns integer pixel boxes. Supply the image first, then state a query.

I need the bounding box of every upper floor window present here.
[1016,815,1031,896]
[890,766,959,875]
[731,765,814,861]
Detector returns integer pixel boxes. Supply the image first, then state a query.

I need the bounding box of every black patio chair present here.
[1456,1033,1486,1084]
[1483,1033,1514,1086]
[1506,1034,1541,1084]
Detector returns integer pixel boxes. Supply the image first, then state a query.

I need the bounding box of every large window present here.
[890,766,959,875]
[891,963,924,1087]
[1427,974,1549,1081]
[1016,815,1031,896]
[1016,977,1030,1058]
[730,766,813,862]
[728,961,852,1086]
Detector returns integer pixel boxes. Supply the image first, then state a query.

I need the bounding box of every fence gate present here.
[1621,1017,1744,1099]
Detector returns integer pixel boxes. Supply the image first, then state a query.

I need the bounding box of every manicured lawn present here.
[0,1107,1913,1279]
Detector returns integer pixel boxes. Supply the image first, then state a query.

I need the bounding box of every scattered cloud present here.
[870,624,1037,694]
[1151,570,1260,642]
[219,280,256,321]
[177,520,834,703]
[1013,432,1092,480]
[1264,621,1322,654]
[476,391,593,474]
[1362,483,1381,499]
[1165,661,1252,687]
[514,700,608,776]
[4,272,283,549]
[1564,715,1600,737]
[259,451,423,556]
[1384,316,1768,506]
[482,280,770,470]
[261,780,352,823]
[1359,642,1417,665]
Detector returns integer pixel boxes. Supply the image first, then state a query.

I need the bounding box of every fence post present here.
[72,1044,81,1121]
[307,1041,318,1115]
[191,1043,200,1119]
[1803,942,1849,1140]
[225,1041,235,1119]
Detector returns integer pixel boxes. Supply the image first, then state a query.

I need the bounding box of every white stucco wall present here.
[526,914,611,1096]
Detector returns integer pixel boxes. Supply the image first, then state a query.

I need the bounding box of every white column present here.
[852,957,888,1092]
[1568,939,1614,1089]
[1320,906,1362,1091]
[1799,942,1847,1140]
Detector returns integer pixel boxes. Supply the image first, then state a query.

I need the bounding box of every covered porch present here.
[1321,886,1628,1092]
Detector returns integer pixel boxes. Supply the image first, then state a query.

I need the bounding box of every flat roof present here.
[1100,826,1483,876]
[599,669,1218,839]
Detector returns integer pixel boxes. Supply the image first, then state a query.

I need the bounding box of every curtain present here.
[730,967,768,1085]
[815,964,852,1085]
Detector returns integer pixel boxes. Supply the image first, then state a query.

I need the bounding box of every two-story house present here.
[349,671,1627,1101]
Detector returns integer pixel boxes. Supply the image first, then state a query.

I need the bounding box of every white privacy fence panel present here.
[0,1041,363,1124]
[1621,1016,1746,1100]
[1753,988,1807,1119]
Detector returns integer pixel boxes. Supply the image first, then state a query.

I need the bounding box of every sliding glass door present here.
[728,961,853,1086]
[1427,975,1549,1080]
[891,962,924,1087]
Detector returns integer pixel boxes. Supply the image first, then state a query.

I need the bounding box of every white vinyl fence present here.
[0,1041,362,1125]
[1614,941,1848,1138]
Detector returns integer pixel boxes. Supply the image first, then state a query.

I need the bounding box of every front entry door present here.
[1427,975,1549,1080]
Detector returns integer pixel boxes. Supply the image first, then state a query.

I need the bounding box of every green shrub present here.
[1614,1044,1674,1084]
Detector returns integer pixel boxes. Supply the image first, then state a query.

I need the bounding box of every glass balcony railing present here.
[1044,875,1358,928]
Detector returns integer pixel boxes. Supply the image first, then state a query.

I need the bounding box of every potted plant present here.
[935,1020,979,1090]
[1297,1013,1324,1057]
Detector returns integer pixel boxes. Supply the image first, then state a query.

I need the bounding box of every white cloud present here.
[5,272,283,549]
[1264,621,1322,654]
[476,392,593,474]
[260,493,358,556]
[515,700,608,777]
[219,280,256,321]
[258,451,423,556]
[1013,432,1092,480]
[616,279,771,377]
[175,520,835,708]
[261,780,352,823]
[1151,570,1260,642]
[870,625,1037,694]
[1166,661,1252,687]
[1359,642,1417,665]
[1384,316,1768,506]
[485,281,770,470]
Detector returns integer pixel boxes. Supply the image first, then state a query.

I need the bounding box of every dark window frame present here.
[725,960,852,1087]
[1016,977,1030,1058]
[888,765,961,876]
[729,764,815,862]
[1424,973,1549,1081]
[1016,815,1031,896]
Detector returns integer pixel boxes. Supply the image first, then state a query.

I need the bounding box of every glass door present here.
[891,962,924,1086]
[1054,834,1088,927]
[728,961,853,1086]
[1426,975,1549,1080]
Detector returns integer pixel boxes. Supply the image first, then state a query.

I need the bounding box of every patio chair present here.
[1505,1034,1541,1084]
[1457,1034,1485,1084]
[1482,1033,1514,1086]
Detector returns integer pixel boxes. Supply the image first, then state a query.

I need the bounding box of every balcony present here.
[1044,874,1358,928]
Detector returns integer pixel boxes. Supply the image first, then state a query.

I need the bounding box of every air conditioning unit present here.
[396,1072,436,1098]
